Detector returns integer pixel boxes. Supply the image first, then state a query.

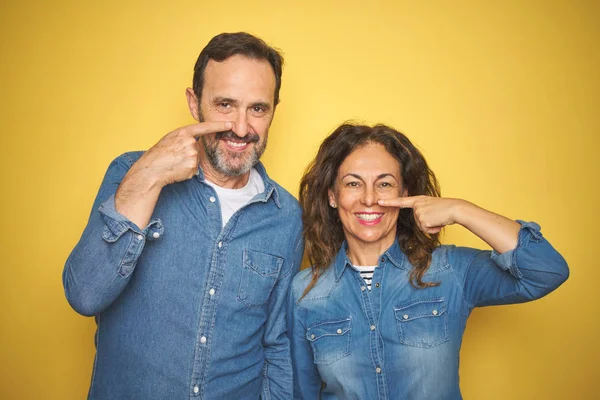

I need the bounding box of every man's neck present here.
[199,158,251,189]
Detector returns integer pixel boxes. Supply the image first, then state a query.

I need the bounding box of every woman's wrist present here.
[451,198,476,228]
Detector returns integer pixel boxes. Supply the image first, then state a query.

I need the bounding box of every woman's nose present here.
[361,187,376,207]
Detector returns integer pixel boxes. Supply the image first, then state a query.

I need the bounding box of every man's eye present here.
[252,106,265,113]
[219,103,231,108]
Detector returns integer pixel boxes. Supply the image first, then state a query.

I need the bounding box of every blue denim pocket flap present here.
[307,318,352,342]
[243,249,283,277]
[394,298,447,322]
[306,317,352,364]
[238,250,283,308]
[394,298,449,348]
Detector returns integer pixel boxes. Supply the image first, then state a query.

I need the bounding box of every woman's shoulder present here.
[291,266,336,303]
[432,243,493,273]
[291,268,312,294]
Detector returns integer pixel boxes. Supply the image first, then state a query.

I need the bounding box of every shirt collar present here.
[195,161,282,209]
[333,239,407,282]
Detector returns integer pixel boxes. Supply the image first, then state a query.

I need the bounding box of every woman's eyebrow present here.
[376,173,397,180]
[341,173,398,180]
[341,173,363,180]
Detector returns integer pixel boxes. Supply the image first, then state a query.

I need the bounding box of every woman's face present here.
[329,143,405,252]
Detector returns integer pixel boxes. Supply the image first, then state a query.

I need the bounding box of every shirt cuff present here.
[99,194,164,243]
[490,220,543,279]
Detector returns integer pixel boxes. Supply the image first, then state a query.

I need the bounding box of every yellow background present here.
[1,0,598,398]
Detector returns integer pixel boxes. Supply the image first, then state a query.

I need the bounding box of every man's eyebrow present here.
[213,96,238,106]
[250,101,271,110]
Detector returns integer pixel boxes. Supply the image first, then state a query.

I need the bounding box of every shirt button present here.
[218,241,222,248]
[376,367,382,373]
[209,196,216,203]
[380,257,385,263]
[375,282,380,288]
[193,385,199,394]
[310,334,315,339]
[136,234,143,241]
[209,288,215,296]
[336,328,342,334]
[200,336,207,344]
[370,325,376,331]
[432,309,438,316]
[403,314,409,320]
[152,232,160,239]
[360,286,366,292]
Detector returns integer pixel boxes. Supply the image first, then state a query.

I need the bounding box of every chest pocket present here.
[394,298,449,348]
[237,250,283,308]
[307,317,352,365]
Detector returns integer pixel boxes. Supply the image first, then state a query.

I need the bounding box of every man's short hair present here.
[193,32,284,106]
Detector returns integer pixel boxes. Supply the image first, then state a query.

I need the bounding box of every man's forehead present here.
[203,55,275,101]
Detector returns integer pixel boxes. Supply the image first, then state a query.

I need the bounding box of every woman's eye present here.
[346,181,360,187]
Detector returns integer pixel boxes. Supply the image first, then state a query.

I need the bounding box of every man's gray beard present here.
[201,134,267,177]
[197,109,267,177]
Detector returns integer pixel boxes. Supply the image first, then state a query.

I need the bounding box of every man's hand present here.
[134,121,233,187]
[115,121,233,228]
[378,196,464,234]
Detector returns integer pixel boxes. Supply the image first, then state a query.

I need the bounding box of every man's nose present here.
[232,112,249,138]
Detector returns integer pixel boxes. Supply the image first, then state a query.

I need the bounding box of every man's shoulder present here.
[103,151,145,174]
[272,181,299,204]
[268,179,301,215]
[112,151,145,167]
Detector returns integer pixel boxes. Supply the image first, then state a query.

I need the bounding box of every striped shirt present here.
[355,265,377,290]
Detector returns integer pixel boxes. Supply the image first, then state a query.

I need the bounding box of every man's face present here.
[189,55,276,178]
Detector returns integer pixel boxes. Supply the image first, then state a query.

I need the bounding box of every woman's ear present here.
[327,189,337,208]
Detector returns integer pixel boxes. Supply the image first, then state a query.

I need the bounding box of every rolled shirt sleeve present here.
[460,220,569,308]
[63,152,162,316]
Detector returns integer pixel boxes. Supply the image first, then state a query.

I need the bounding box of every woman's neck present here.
[346,237,395,266]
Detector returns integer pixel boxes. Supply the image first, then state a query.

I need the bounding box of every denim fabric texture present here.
[289,222,568,400]
[64,152,304,400]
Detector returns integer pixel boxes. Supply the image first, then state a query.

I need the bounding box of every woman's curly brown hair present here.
[299,123,441,297]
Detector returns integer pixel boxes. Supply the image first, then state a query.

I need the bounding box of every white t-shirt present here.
[204,168,265,227]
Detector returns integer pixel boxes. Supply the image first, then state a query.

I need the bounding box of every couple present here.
[64,32,568,399]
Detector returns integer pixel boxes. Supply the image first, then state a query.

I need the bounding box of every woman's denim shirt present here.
[289,221,568,400]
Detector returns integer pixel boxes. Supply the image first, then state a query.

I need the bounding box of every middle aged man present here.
[63,32,304,400]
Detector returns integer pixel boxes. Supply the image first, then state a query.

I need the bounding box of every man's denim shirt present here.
[63,152,304,400]
[289,222,568,400]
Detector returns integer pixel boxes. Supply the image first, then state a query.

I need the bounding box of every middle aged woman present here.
[288,123,569,400]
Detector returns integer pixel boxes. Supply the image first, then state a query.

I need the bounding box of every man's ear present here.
[185,88,200,121]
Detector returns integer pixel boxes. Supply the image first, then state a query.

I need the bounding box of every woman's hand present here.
[378,195,521,253]
[378,196,465,234]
